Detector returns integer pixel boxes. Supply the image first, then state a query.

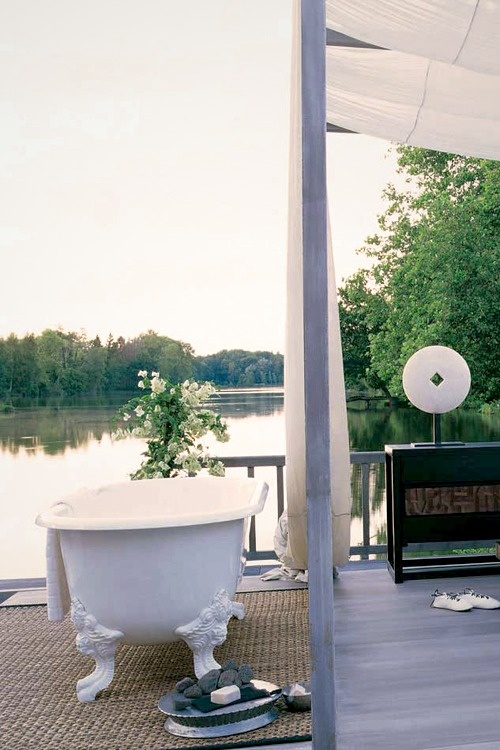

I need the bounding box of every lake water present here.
[1,389,499,580]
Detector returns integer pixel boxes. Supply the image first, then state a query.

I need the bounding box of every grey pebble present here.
[198,669,221,694]
[184,684,203,698]
[174,694,193,711]
[218,669,239,688]
[175,677,195,693]
[221,659,239,671]
[238,664,254,683]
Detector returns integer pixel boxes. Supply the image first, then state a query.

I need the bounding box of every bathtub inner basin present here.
[36,476,269,530]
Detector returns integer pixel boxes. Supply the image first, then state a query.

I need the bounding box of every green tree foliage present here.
[0,328,283,400]
[0,334,40,398]
[338,270,391,397]
[194,349,284,387]
[338,146,500,405]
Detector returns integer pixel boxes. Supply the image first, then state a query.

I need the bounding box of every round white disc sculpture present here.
[402,346,471,414]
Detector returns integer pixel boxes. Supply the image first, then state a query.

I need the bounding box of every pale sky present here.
[0,0,399,356]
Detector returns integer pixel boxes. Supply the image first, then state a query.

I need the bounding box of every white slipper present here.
[459,588,500,609]
[430,590,472,612]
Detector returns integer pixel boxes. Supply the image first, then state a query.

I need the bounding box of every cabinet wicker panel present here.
[405,485,500,515]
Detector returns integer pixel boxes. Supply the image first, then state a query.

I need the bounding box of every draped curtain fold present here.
[284,0,352,571]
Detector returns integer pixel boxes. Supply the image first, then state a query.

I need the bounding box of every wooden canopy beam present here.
[301,1,337,747]
[326,28,385,49]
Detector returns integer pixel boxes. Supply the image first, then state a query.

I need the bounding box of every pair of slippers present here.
[431,588,500,611]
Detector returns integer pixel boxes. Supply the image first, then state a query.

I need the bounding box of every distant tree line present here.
[194,349,283,387]
[0,328,284,400]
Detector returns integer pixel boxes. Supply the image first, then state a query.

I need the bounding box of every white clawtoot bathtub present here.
[35,476,268,702]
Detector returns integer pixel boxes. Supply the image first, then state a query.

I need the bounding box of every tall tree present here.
[81,336,107,394]
[337,270,391,397]
[339,147,500,404]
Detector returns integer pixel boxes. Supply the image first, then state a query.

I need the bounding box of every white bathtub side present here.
[59,516,249,645]
[38,476,269,647]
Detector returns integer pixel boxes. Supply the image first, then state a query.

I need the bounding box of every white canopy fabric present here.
[325,0,500,160]
[326,0,500,74]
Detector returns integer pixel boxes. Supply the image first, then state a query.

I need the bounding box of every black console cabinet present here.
[385,442,500,582]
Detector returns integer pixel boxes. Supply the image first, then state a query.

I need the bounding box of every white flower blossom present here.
[151,375,166,394]
[199,385,215,402]
[131,426,146,437]
[116,371,228,480]
[174,450,189,466]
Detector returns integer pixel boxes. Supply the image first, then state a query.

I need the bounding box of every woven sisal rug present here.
[1,590,311,750]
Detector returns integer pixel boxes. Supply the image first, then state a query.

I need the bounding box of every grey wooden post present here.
[301,1,336,748]
[361,462,371,559]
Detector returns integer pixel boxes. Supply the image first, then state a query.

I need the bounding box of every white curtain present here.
[325,0,500,160]
[284,0,351,571]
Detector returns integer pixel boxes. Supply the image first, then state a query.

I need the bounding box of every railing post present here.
[276,464,285,519]
[247,466,256,554]
[361,462,370,560]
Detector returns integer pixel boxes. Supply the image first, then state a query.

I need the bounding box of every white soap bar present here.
[210,685,241,705]
[289,683,307,696]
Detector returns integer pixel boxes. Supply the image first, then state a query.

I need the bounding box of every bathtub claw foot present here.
[70,598,124,702]
[175,589,245,678]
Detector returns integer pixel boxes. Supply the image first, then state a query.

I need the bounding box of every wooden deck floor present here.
[3,565,500,749]
[333,567,500,750]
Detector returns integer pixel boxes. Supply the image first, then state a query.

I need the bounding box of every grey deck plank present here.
[333,569,500,750]
[0,588,47,606]
[238,576,308,593]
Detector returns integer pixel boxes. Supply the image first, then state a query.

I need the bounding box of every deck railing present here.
[220,451,386,561]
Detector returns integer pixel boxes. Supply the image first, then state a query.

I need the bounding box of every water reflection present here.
[207,388,284,419]
[3,393,499,458]
[350,462,386,519]
[0,389,285,457]
[0,407,115,456]
[347,405,500,451]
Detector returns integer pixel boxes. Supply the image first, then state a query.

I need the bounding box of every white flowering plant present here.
[113,371,229,480]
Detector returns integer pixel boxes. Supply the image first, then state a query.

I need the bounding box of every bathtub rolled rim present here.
[35,477,269,531]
